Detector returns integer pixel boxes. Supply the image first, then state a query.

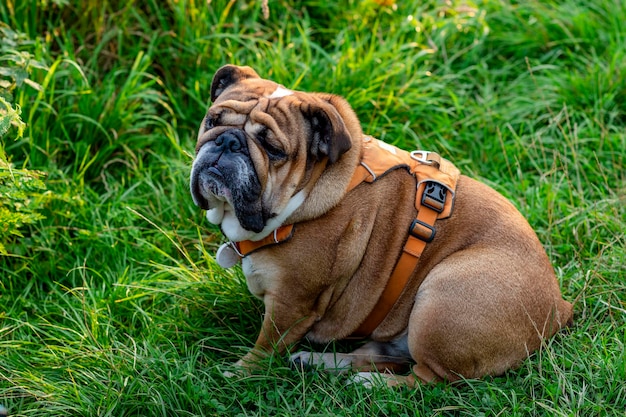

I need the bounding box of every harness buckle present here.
[409,219,436,243]
[421,181,447,213]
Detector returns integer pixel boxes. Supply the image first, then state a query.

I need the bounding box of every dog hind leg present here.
[349,361,441,388]
[290,335,413,374]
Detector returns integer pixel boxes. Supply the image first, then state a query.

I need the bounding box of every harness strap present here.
[351,192,441,337]
[346,137,458,337]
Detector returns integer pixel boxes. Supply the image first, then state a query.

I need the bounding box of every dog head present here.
[190,65,360,241]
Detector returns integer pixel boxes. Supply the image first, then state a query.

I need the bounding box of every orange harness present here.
[221,136,460,337]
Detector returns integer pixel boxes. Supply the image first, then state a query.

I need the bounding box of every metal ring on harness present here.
[410,150,441,169]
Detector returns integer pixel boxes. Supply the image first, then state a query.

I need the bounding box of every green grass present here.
[1,0,624,415]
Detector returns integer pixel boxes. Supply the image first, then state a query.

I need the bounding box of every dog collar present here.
[215,225,294,268]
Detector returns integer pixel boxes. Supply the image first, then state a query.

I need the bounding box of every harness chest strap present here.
[348,138,459,336]
[350,185,442,337]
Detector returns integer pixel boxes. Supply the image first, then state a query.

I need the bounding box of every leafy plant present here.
[0,23,45,140]
[0,23,51,255]
[0,162,50,255]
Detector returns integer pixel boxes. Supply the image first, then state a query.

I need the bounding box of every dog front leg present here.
[230,296,317,374]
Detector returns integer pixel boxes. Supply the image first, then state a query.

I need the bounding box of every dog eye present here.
[204,114,219,130]
[257,128,286,161]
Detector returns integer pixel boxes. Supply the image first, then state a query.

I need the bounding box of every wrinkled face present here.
[189,65,351,242]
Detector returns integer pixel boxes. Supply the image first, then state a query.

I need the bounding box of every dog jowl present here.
[190,65,572,386]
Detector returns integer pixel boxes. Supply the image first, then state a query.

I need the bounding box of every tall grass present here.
[1,0,624,415]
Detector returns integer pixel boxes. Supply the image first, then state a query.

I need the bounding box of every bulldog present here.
[190,65,573,385]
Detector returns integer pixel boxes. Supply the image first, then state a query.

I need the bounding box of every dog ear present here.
[211,65,261,102]
[303,99,353,164]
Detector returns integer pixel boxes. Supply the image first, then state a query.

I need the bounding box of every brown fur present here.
[192,65,573,385]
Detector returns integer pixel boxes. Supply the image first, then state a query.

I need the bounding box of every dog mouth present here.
[190,164,232,210]
[204,166,231,198]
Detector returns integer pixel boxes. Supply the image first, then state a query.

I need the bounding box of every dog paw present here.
[222,359,248,378]
[289,351,314,370]
[289,351,352,373]
[222,369,237,378]
[346,372,384,388]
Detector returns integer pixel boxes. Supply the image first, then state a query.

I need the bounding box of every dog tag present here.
[216,243,241,268]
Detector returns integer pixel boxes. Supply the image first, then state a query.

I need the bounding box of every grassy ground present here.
[0,0,624,415]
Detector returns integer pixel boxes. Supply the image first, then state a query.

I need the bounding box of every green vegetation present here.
[1,0,624,415]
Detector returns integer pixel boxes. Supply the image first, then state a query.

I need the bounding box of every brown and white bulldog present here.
[189,65,573,385]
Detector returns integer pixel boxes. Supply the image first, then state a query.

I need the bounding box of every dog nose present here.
[214,130,244,153]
